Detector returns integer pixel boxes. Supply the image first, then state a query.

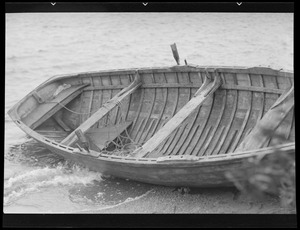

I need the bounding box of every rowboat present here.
[8,46,294,187]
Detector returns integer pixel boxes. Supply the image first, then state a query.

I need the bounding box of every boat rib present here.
[133,70,222,158]
[235,85,294,152]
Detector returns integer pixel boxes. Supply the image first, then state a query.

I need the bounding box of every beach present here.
[84,186,289,214]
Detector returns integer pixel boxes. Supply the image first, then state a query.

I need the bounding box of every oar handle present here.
[170,43,180,65]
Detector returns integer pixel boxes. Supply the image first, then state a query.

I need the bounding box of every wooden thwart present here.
[23,84,89,129]
[235,86,294,152]
[61,72,141,146]
[133,71,222,158]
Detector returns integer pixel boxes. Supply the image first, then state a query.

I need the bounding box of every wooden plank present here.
[170,90,196,156]
[61,72,141,146]
[174,103,201,156]
[234,74,265,150]
[36,130,69,141]
[165,123,188,156]
[161,126,181,155]
[194,126,212,156]
[140,119,156,144]
[91,76,102,129]
[22,84,89,129]
[269,108,293,146]
[184,94,214,156]
[216,74,239,154]
[87,77,94,119]
[200,90,227,156]
[141,73,168,142]
[120,74,132,122]
[213,74,239,155]
[262,75,280,116]
[129,88,145,139]
[146,74,168,139]
[154,72,180,154]
[285,109,294,140]
[132,72,222,158]
[288,113,295,141]
[176,74,204,156]
[136,74,156,143]
[151,119,171,155]
[109,75,123,125]
[53,111,71,132]
[208,126,226,155]
[164,75,191,155]
[104,76,113,126]
[235,86,294,152]
[83,83,285,94]
[228,74,252,152]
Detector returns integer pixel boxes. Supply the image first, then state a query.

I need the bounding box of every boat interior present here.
[13,65,294,158]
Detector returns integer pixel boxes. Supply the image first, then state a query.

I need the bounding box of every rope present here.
[98,99,141,157]
[44,101,94,115]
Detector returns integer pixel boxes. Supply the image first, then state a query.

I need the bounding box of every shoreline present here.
[86,186,290,214]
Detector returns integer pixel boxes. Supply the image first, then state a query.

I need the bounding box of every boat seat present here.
[22,84,89,129]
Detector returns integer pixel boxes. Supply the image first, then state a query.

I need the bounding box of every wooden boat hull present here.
[8,65,295,187]
[41,141,295,187]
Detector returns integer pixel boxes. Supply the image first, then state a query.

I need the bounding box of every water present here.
[5,13,293,213]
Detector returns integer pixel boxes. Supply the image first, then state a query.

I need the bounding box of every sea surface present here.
[4,13,293,213]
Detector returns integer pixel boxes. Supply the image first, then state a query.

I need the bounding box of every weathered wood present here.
[200,90,227,156]
[129,88,145,139]
[165,123,188,156]
[235,86,294,152]
[175,104,201,156]
[170,43,180,65]
[32,91,45,103]
[164,78,191,155]
[228,74,252,152]
[184,94,214,156]
[136,74,156,143]
[133,71,222,158]
[171,92,197,156]
[53,111,71,132]
[147,82,168,139]
[194,126,212,156]
[61,72,141,146]
[75,129,90,152]
[7,63,295,188]
[153,73,180,154]
[189,74,221,156]
[22,84,89,129]
[85,121,133,150]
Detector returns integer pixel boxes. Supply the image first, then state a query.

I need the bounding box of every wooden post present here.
[170,43,180,65]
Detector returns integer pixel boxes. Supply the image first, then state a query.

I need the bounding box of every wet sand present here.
[88,186,289,214]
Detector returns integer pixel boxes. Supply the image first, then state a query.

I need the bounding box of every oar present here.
[170,43,180,65]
